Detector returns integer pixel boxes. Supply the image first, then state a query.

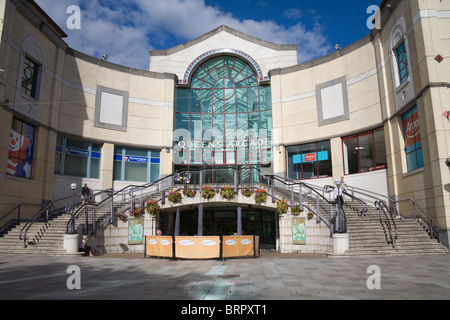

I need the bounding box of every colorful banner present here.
[293,218,306,245]
[145,236,173,258]
[7,121,35,179]
[175,236,220,259]
[222,236,254,258]
[128,219,144,245]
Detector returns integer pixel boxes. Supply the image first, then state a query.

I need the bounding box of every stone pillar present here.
[175,208,180,236]
[197,204,203,236]
[237,206,242,235]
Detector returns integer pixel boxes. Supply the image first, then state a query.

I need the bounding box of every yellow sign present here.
[175,236,220,259]
[222,236,254,258]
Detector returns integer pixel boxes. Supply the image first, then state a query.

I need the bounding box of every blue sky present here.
[35,0,382,70]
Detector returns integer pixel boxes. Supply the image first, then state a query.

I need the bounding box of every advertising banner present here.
[175,236,220,259]
[128,219,144,245]
[145,236,173,258]
[222,236,254,258]
[293,218,306,245]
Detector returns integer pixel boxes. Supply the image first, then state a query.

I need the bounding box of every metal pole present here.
[71,189,75,234]
[92,208,96,235]
[84,206,88,235]
[316,195,320,224]
[299,184,303,211]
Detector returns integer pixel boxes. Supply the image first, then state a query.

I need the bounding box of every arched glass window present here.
[174,55,272,173]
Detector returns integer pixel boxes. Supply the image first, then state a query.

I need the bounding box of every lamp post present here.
[70,183,77,234]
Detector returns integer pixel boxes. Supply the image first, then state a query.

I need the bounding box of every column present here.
[175,208,180,236]
[237,206,242,236]
[197,204,203,236]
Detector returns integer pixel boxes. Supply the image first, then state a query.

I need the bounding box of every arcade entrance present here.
[160,206,277,250]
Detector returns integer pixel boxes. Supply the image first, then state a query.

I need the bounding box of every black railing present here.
[375,200,398,247]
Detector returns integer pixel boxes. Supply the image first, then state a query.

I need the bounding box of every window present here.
[287,141,332,180]
[402,106,423,172]
[396,41,409,84]
[113,147,161,183]
[343,128,387,175]
[21,56,40,99]
[7,118,35,179]
[55,136,102,179]
[174,55,272,170]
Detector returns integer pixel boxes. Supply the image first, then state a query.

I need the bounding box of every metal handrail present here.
[375,200,398,247]
[323,185,369,216]
[392,198,440,239]
[0,203,42,235]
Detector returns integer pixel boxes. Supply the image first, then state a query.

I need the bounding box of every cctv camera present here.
[102,54,108,61]
[446,158,450,168]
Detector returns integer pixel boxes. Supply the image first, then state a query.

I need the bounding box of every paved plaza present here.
[0,252,449,302]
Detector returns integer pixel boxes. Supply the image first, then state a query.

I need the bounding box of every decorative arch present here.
[178,49,268,85]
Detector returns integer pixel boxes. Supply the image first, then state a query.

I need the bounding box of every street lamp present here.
[70,183,77,234]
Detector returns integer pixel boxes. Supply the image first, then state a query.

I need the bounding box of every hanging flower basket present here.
[130,206,143,218]
[254,188,267,204]
[241,186,252,198]
[168,189,182,203]
[291,206,301,216]
[146,200,160,217]
[277,198,289,215]
[183,189,196,198]
[118,212,128,222]
[307,212,314,221]
[201,186,216,200]
[220,186,235,200]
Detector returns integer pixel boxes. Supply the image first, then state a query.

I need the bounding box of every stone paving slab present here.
[0,252,449,303]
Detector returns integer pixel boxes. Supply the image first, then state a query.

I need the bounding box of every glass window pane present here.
[260,86,271,110]
[176,89,189,113]
[65,155,88,177]
[90,158,101,179]
[190,89,201,113]
[201,89,213,113]
[150,164,160,182]
[113,161,122,181]
[191,77,203,89]
[225,113,236,141]
[343,137,359,175]
[125,162,147,182]
[54,152,62,175]
[126,148,148,157]
[358,134,375,173]
[374,130,387,168]
[236,88,247,113]
[248,87,259,111]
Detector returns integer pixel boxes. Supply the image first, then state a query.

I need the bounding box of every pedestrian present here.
[79,235,93,256]
[333,181,345,208]
[81,183,90,204]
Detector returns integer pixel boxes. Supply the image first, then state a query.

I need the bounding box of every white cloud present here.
[35,0,331,69]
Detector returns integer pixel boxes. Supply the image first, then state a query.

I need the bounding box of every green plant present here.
[307,212,314,220]
[118,212,127,222]
[130,206,143,218]
[241,186,252,198]
[146,200,160,217]
[220,186,235,200]
[201,186,216,200]
[291,205,301,216]
[168,189,182,203]
[254,188,267,204]
[183,189,196,198]
[277,198,289,215]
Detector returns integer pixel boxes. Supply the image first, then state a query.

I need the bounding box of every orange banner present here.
[222,236,254,258]
[145,236,173,258]
[175,236,221,259]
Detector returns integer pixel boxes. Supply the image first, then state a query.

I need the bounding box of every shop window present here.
[113,147,161,183]
[7,118,35,179]
[287,141,332,180]
[343,128,387,175]
[402,106,424,172]
[54,136,102,179]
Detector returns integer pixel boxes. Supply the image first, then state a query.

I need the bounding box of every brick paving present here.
[0,252,448,301]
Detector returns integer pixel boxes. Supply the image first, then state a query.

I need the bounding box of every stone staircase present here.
[343,202,448,256]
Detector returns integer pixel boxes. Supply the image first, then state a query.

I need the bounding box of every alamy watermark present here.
[366,265,381,290]
[367,5,382,30]
[66,5,81,30]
